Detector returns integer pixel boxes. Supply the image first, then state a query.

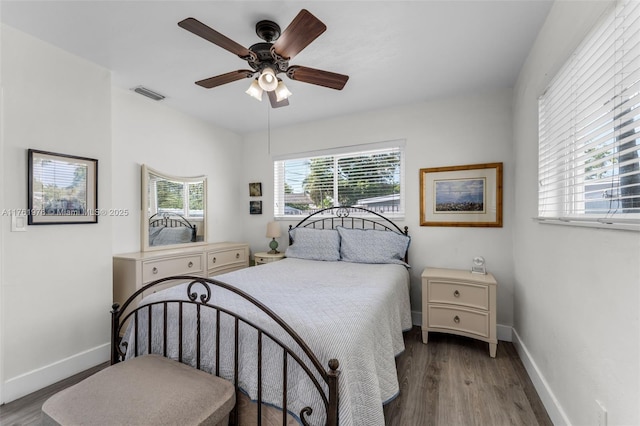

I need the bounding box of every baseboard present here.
[512,328,571,426]
[2,342,110,404]
[411,310,513,342]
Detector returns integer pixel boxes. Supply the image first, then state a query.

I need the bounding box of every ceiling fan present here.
[178,9,349,108]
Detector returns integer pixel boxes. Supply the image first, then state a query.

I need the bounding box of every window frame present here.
[273,140,406,220]
[536,0,640,232]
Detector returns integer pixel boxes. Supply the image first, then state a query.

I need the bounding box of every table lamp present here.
[266,221,282,254]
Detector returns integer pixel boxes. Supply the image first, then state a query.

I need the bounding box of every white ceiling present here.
[1,1,553,135]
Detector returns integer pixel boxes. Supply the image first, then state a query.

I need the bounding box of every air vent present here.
[131,86,165,101]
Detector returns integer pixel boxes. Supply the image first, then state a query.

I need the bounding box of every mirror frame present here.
[141,164,208,252]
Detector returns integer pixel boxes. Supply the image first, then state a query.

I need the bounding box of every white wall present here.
[111,87,244,254]
[242,89,516,330]
[513,2,640,425]
[0,24,113,402]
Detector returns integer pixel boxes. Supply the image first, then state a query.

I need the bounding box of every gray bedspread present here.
[122,258,411,425]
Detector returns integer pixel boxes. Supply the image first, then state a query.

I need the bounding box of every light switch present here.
[11,213,27,232]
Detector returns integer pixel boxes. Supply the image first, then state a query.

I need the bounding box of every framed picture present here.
[28,149,98,225]
[420,162,502,227]
[250,200,262,215]
[249,182,262,197]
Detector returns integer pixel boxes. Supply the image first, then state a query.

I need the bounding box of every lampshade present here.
[245,79,263,101]
[274,80,292,102]
[266,221,281,238]
[258,67,278,91]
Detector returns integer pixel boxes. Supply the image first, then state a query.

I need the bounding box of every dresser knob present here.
[212,257,216,263]
[188,261,193,268]
[453,315,460,324]
[454,290,460,297]
[236,253,240,259]
[152,267,158,274]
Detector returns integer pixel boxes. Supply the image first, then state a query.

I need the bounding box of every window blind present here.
[538,0,640,227]
[274,143,405,217]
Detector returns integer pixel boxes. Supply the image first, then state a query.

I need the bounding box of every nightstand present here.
[422,267,497,357]
[254,252,285,265]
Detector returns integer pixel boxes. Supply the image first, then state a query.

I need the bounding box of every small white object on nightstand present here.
[471,256,486,274]
[254,251,285,265]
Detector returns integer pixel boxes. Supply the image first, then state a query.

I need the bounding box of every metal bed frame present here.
[148,212,197,242]
[111,206,408,425]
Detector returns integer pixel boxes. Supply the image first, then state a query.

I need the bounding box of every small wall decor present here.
[28,149,98,225]
[250,200,262,215]
[249,182,262,197]
[420,162,502,227]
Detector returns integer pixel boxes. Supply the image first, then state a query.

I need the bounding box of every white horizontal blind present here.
[151,177,203,219]
[538,0,640,225]
[274,144,404,217]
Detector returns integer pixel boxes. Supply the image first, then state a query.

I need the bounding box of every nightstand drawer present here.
[255,255,284,264]
[428,281,489,310]
[208,249,246,270]
[142,255,202,283]
[428,305,489,338]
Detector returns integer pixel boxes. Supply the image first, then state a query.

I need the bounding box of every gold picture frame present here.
[420,162,502,227]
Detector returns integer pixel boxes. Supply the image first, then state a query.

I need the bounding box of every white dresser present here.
[421,267,497,357]
[113,242,249,307]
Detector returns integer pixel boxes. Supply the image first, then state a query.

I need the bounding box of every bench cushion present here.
[42,354,235,426]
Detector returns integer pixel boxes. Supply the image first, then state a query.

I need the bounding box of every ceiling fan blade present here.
[286,66,349,90]
[179,18,253,59]
[195,70,255,89]
[267,91,290,108]
[272,9,326,60]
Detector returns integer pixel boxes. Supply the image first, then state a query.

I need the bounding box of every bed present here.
[148,212,197,246]
[111,207,411,425]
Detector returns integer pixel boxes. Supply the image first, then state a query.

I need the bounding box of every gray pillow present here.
[337,226,410,267]
[285,228,341,261]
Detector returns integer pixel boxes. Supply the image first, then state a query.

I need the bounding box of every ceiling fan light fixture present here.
[258,67,278,91]
[275,80,292,102]
[246,79,263,101]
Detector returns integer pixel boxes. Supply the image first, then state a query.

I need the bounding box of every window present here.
[150,177,204,219]
[274,141,405,218]
[538,0,640,229]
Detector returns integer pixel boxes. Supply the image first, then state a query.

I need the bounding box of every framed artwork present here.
[420,162,502,227]
[249,182,262,197]
[250,200,262,215]
[28,149,99,224]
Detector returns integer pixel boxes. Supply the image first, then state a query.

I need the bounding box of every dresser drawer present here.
[428,305,489,338]
[208,249,247,271]
[142,255,203,283]
[428,280,489,310]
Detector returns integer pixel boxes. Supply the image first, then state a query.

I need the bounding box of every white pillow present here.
[337,226,410,267]
[285,228,341,261]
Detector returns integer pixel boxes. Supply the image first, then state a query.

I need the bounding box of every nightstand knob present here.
[453,315,460,324]
[152,267,158,274]
[236,253,240,259]
[454,290,460,297]
[188,261,193,268]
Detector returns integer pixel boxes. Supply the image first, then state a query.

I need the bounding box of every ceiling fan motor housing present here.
[249,20,289,74]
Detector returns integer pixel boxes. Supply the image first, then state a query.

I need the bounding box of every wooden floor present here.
[384,327,552,426]
[0,327,551,426]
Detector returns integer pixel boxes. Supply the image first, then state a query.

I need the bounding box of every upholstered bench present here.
[41,354,235,426]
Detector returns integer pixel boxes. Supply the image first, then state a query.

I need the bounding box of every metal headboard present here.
[149,213,197,242]
[289,206,408,239]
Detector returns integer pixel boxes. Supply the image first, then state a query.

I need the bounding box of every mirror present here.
[141,165,207,251]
